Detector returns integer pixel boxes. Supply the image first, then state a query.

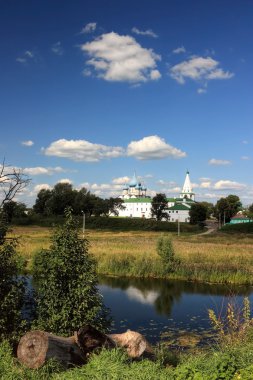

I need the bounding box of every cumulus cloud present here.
[241,156,250,160]
[23,166,65,176]
[58,178,72,184]
[51,41,64,55]
[127,135,186,160]
[21,140,34,147]
[80,22,97,34]
[214,180,246,190]
[43,139,124,162]
[43,136,186,162]
[172,46,186,54]
[81,32,161,83]
[131,27,158,38]
[209,159,231,166]
[33,184,52,193]
[112,176,130,185]
[170,56,234,85]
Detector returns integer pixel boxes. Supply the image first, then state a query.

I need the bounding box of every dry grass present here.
[8,226,253,282]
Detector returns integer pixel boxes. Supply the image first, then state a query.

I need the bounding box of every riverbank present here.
[9,226,253,285]
[2,337,253,379]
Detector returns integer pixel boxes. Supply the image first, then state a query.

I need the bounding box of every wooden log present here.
[108,330,153,358]
[17,330,85,369]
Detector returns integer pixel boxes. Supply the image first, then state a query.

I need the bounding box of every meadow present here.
[10,225,253,285]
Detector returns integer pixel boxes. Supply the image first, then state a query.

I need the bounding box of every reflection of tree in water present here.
[99,275,253,317]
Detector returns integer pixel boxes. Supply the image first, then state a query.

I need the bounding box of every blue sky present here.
[1,0,252,206]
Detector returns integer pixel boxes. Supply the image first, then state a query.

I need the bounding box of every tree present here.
[199,201,214,219]
[33,208,110,336]
[0,159,30,208]
[33,188,52,215]
[189,203,208,225]
[3,201,27,222]
[214,194,242,223]
[151,193,169,221]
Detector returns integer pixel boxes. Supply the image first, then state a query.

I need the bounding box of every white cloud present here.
[112,176,130,185]
[43,139,124,162]
[209,159,231,166]
[172,46,186,54]
[199,181,212,189]
[16,50,35,64]
[33,184,52,193]
[127,135,186,160]
[59,178,72,184]
[23,166,65,176]
[81,32,161,83]
[131,27,158,38]
[214,180,246,190]
[51,41,64,56]
[80,22,97,34]
[241,156,250,160]
[21,140,34,146]
[170,56,234,85]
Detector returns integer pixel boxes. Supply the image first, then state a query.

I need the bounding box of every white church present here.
[117,171,195,223]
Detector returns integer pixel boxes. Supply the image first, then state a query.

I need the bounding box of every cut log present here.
[17,330,85,369]
[108,330,153,358]
[17,327,153,369]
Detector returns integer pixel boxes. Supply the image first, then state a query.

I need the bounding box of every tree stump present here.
[17,330,85,369]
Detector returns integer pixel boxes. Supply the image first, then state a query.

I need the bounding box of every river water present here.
[98,276,253,347]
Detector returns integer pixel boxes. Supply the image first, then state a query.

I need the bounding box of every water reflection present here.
[98,275,253,345]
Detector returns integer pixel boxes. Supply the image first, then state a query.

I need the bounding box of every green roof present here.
[123,197,152,203]
[168,204,191,211]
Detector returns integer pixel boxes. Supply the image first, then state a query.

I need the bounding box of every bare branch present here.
[0,159,31,208]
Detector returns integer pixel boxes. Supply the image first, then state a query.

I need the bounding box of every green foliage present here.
[151,193,169,221]
[3,200,27,222]
[214,195,242,223]
[156,236,180,273]
[189,203,208,225]
[33,183,123,218]
[33,208,110,336]
[0,220,26,343]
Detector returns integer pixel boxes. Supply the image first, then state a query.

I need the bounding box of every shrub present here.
[0,215,26,343]
[156,236,180,273]
[33,208,110,336]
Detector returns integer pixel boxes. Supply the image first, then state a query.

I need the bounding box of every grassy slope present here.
[9,226,253,284]
[2,341,253,379]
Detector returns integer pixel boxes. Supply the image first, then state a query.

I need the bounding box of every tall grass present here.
[8,226,253,284]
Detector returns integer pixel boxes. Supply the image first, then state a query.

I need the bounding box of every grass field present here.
[9,225,253,284]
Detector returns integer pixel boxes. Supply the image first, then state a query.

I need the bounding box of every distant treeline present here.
[11,214,200,232]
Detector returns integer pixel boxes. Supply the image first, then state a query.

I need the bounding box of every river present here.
[98,275,253,347]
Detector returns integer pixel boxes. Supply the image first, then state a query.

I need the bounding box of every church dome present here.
[129,173,138,187]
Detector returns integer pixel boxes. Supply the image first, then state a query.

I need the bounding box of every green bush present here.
[33,208,110,336]
[156,236,180,273]
[0,238,26,344]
